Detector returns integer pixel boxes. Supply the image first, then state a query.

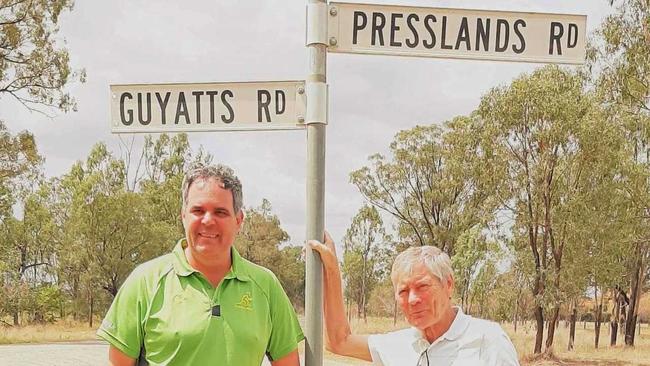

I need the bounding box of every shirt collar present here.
[172,239,251,282]
[410,306,470,353]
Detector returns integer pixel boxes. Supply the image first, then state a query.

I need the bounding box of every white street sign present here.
[328,2,587,64]
[110,81,306,133]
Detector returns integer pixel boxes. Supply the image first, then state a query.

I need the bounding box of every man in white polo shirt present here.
[309,232,519,366]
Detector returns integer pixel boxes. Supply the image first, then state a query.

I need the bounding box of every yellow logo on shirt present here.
[236,292,253,310]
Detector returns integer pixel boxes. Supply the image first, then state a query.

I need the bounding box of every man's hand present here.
[306,230,372,362]
[308,231,338,272]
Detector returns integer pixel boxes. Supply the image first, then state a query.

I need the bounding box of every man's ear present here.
[446,276,455,297]
[236,210,244,227]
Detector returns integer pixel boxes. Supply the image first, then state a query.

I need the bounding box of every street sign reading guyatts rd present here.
[110,80,306,133]
[327,2,587,64]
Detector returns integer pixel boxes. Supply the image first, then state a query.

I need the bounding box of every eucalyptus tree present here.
[0,0,84,113]
[56,143,171,325]
[591,0,650,346]
[234,199,304,307]
[350,124,498,254]
[0,122,41,221]
[341,205,391,321]
[473,65,626,354]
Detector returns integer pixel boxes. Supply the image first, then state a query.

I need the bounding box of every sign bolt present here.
[329,7,337,16]
[329,37,337,46]
[298,115,305,123]
[298,86,305,94]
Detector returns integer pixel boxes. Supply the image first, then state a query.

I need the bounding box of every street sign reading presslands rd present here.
[328,2,587,64]
[110,81,306,133]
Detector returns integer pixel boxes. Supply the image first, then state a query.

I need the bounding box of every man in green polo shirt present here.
[98,164,304,365]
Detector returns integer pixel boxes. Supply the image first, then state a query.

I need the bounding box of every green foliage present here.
[0,0,85,112]
[341,205,392,319]
[350,125,497,253]
[0,122,42,219]
[234,199,304,307]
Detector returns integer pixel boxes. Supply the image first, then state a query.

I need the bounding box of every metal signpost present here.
[110,2,586,365]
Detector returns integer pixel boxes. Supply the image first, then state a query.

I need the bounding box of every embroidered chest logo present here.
[235,292,253,310]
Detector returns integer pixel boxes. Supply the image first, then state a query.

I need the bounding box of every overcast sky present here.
[1,0,613,249]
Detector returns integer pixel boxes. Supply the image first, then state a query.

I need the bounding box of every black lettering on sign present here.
[275,90,285,115]
[192,91,204,124]
[137,92,152,125]
[371,12,385,46]
[405,14,419,48]
[390,13,403,47]
[476,18,490,51]
[568,23,578,48]
[155,92,171,125]
[455,17,471,50]
[120,92,133,126]
[495,19,509,52]
[423,15,437,49]
[175,92,190,124]
[258,90,271,123]
[206,91,218,123]
[512,19,526,54]
[352,11,367,45]
[441,16,453,50]
[549,22,563,55]
[221,90,234,123]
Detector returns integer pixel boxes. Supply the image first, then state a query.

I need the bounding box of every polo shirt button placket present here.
[211,285,222,319]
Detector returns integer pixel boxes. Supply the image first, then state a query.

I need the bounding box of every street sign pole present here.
[305,1,327,365]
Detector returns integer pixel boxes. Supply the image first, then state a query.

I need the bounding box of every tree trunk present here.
[393,299,397,326]
[625,251,643,346]
[545,305,560,352]
[595,304,602,348]
[88,292,94,328]
[513,301,518,333]
[13,312,19,326]
[534,305,544,353]
[568,307,577,351]
[611,289,620,346]
[361,258,367,323]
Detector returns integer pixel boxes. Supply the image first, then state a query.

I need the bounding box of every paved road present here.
[0,341,354,365]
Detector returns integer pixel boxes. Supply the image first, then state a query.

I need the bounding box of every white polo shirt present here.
[367,308,519,366]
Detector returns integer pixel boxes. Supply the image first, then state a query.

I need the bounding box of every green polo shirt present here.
[97,240,304,365]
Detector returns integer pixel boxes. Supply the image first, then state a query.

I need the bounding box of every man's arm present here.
[108,345,136,366]
[270,349,300,366]
[308,232,372,362]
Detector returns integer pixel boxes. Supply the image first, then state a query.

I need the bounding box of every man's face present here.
[394,262,454,331]
[181,177,243,261]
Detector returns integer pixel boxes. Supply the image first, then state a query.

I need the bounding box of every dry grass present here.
[1,316,648,366]
[505,321,650,365]
[0,319,97,345]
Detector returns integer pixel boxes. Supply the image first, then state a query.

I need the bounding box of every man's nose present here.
[408,290,420,305]
[202,211,216,224]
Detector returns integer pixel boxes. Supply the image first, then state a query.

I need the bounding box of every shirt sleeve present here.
[96,269,147,359]
[367,334,387,366]
[484,327,520,366]
[265,273,305,361]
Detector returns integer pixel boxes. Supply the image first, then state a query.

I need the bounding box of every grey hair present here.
[390,246,454,286]
[181,163,243,213]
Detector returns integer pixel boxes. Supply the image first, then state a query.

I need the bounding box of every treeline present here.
[0,133,305,327]
[338,0,649,355]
